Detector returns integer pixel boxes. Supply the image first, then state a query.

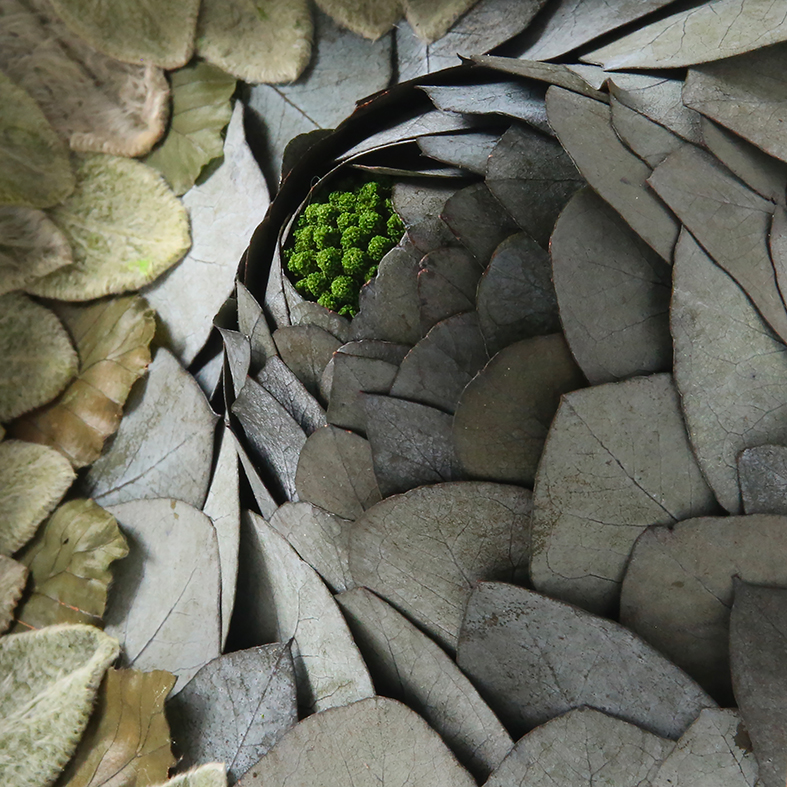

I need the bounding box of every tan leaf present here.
[11,296,156,468]
[402,0,477,42]
[11,499,128,631]
[313,0,402,40]
[56,668,177,787]
[0,555,27,634]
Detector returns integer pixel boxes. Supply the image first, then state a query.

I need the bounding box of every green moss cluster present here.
[283,177,405,317]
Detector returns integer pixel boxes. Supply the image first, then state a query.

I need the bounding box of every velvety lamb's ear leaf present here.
[0,440,74,556]
[551,188,672,384]
[477,231,560,352]
[11,295,156,468]
[0,624,120,787]
[196,0,311,84]
[649,708,758,787]
[531,373,717,617]
[700,117,787,205]
[0,207,72,296]
[313,0,401,40]
[620,514,787,703]
[671,230,787,514]
[236,511,374,713]
[143,62,235,196]
[738,445,787,516]
[485,707,673,787]
[0,555,27,634]
[516,0,678,61]
[401,0,477,43]
[609,95,684,168]
[417,247,483,333]
[295,425,381,521]
[269,502,355,592]
[582,0,787,70]
[363,394,458,496]
[0,0,169,157]
[167,645,297,783]
[485,124,584,250]
[0,70,74,209]
[730,581,787,787]
[0,293,77,423]
[273,326,341,399]
[255,356,326,435]
[237,696,477,787]
[104,499,221,694]
[457,582,716,742]
[80,348,218,509]
[202,423,241,648]
[11,499,128,631]
[418,132,500,176]
[350,482,531,651]
[338,587,513,781]
[26,155,189,301]
[54,667,177,787]
[649,146,787,342]
[47,0,198,68]
[454,335,584,487]
[153,763,227,787]
[144,102,269,367]
[390,311,489,413]
[546,86,678,263]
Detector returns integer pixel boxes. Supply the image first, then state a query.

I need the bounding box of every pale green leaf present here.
[313,0,402,40]
[0,555,27,634]
[155,763,227,787]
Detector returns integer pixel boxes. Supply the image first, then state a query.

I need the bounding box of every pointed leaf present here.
[0,624,120,787]
[237,282,277,374]
[144,102,269,366]
[255,356,327,435]
[80,348,218,508]
[27,154,190,301]
[350,482,531,650]
[220,328,251,399]
[0,440,74,556]
[671,230,787,513]
[12,499,128,631]
[104,499,221,693]
[738,445,787,515]
[609,95,684,168]
[167,645,297,783]
[11,295,156,468]
[273,325,341,398]
[418,132,500,175]
[154,763,226,787]
[531,373,717,616]
[457,582,716,741]
[402,0,477,42]
[0,293,77,423]
[0,555,26,635]
[234,435,277,519]
[313,0,401,40]
[56,667,177,787]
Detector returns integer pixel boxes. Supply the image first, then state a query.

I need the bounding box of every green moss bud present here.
[317,292,339,311]
[330,191,356,212]
[306,271,328,296]
[366,265,378,280]
[367,235,393,262]
[342,247,366,278]
[287,250,315,277]
[338,304,356,318]
[358,210,382,235]
[331,275,357,304]
[295,278,312,296]
[337,212,358,232]
[314,226,340,250]
[303,203,323,225]
[315,203,339,225]
[316,247,343,279]
[294,225,316,251]
[386,213,404,241]
[341,226,365,250]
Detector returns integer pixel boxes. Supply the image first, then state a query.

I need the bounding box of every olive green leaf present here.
[0,207,72,296]
[11,499,128,631]
[0,0,169,157]
[402,0,477,43]
[56,668,177,787]
[154,764,227,787]
[0,624,120,787]
[47,0,199,69]
[144,61,235,196]
[25,154,190,301]
[0,555,27,634]
[196,0,312,84]
[0,69,74,208]
[11,296,156,468]
[313,0,401,40]
[0,439,75,556]
[0,293,78,423]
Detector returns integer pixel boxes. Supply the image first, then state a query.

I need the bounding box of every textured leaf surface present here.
[12,499,127,630]
[457,582,716,741]
[12,295,156,468]
[236,697,476,787]
[621,514,787,703]
[80,348,217,508]
[418,132,499,175]
[56,667,177,787]
[350,482,531,651]
[671,230,787,513]
[609,95,684,168]
[530,373,716,616]
[144,61,235,196]
[167,645,297,783]
[27,154,190,301]
[485,707,673,787]
[255,356,326,435]
[738,445,787,515]
[104,499,221,694]
[0,69,74,208]
[0,555,26,634]
[0,439,74,556]
[0,293,77,423]
[144,102,269,366]
[273,325,341,398]
[154,763,227,787]
[551,188,672,384]
[313,0,401,40]
[337,587,513,781]
[0,624,120,787]
[237,512,374,713]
